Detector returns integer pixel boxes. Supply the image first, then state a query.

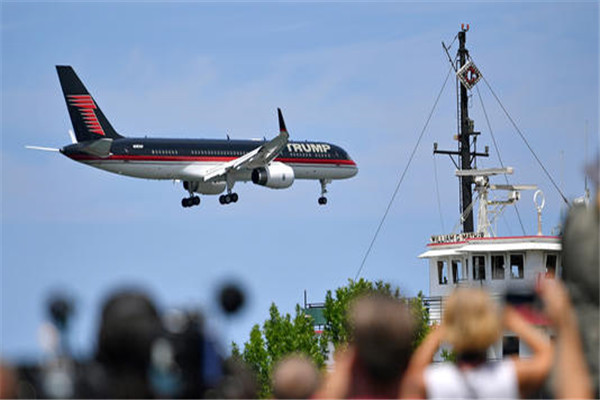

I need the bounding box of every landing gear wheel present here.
[219,193,238,205]
[182,196,200,208]
[318,196,328,205]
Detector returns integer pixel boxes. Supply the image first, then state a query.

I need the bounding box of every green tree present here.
[321,278,430,350]
[236,303,324,398]
[233,279,430,398]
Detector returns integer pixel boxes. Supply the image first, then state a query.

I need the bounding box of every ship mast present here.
[434,25,488,233]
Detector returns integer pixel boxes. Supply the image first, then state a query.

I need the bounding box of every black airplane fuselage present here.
[43,65,357,206]
[62,137,357,182]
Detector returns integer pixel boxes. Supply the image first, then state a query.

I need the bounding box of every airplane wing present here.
[202,108,290,182]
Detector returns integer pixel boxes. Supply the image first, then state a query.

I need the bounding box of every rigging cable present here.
[354,66,454,281]
[481,75,570,205]
[433,154,446,233]
[475,85,527,235]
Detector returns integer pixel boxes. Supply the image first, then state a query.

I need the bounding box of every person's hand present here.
[502,304,525,330]
[537,278,576,330]
[314,346,355,398]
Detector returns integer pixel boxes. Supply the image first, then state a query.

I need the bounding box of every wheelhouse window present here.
[546,254,558,278]
[510,254,524,279]
[451,259,464,283]
[472,255,486,281]
[492,255,505,280]
[502,336,519,357]
[437,260,448,285]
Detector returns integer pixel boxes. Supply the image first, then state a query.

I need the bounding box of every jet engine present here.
[183,180,226,195]
[251,162,295,189]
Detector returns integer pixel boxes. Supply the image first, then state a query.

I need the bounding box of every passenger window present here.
[492,255,505,280]
[510,254,524,279]
[472,255,486,280]
[437,261,448,285]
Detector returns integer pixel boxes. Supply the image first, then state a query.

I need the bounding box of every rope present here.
[480,75,570,205]
[475,86,526,235]
[354,66,454,281]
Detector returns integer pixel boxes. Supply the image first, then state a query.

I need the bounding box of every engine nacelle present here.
[183,180,226,195]
[251,162,295,189]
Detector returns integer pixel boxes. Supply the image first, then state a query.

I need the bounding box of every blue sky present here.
[2,2,598,361]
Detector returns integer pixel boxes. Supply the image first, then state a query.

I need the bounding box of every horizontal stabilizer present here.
[80,138,113,158]
[25,146,60,152]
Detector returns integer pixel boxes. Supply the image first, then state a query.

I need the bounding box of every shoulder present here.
[424,363,461,388]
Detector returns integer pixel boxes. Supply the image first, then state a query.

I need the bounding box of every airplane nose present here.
[350,163,358,177]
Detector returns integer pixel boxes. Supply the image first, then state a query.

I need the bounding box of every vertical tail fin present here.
[56,66,123,142]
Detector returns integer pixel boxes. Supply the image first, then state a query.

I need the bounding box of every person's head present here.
[348,294,415,383]
[271,354,320,399]
[96,288,163,369]
[443,288,501,355]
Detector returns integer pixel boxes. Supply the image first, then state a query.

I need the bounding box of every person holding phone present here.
[401,288,552,399]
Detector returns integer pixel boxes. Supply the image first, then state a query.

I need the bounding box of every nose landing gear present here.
[318,179,330,206]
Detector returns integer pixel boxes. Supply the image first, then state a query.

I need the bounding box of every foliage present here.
[232,279,431,398]
[407,291,431,348]
[440,348,457,362]
[235,304,325,398]
[321,278,430,351]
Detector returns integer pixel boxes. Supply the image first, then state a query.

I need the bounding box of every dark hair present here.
[96,289,162,368]
[350,294,416,383]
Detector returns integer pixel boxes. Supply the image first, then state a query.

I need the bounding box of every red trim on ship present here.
[427,235,560,247]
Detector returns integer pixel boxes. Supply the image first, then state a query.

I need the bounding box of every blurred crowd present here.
[1,170,598,399]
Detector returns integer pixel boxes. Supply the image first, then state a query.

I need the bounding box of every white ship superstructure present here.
[420,26,563,360]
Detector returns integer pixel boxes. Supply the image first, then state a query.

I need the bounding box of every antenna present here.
[434,26,489,233]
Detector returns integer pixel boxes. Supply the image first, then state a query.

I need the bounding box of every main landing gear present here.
[182,196,201,208]
[219,175,238,205]
[219,193,238,205]
[182,181,201,208]
[318,179,330,205]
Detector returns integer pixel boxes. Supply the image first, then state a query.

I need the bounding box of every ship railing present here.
[423,296,445,325]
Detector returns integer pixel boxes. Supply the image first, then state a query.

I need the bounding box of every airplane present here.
[28,66,358,208]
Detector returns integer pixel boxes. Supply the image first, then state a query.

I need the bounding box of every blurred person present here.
[77,289,163,398]
[0,362,17,399]
[316,294,416,398]
[402,288,552,399]
[539,278,593,398]
[272,354,320,399]
[560,156,599,397]
[205,357,258,399]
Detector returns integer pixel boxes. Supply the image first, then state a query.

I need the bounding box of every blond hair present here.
[443,288,501,354]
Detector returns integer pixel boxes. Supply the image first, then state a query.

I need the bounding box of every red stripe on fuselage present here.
[68,154,357,166]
